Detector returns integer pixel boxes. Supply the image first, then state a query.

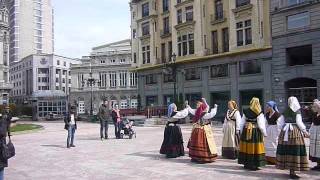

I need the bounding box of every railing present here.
[210,11,225,23]
[160,27,171,36]
[145,106,167,118]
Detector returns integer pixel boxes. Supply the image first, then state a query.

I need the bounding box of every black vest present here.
[266,111,280,125]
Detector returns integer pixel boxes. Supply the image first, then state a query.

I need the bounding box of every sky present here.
[52,0,131,58]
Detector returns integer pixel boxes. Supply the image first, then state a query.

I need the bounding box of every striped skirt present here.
[188,124,218,163]
[222,120,239,159]
[309,125,320,162]
[276,124,309,171]
[238,122,266,167]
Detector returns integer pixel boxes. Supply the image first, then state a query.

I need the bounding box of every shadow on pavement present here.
[41,144,66,149]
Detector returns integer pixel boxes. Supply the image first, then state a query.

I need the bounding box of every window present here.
[100,60,106,64]
[163,74,174,83]
[215,0,224,20]
[62,78,66,83]
[99,72,108,87]
[56,86,59,90]
[185,93,202,107]
[286,45,312,66]
[36,43,42,49]
[109,72,117,88]
[211,64,229,78]
[240,60,261,75]
[120,101,128,109]
[212,31,218,54]
[131,99,138,108]
[142,3,149,17]
[63,87,66,92]
[129,72,137,87]
[163,0,169,12]
[68,79,71,84]
[222,28,229,52]
[57,60,60,65]
[119,71,127,87]
[236,0,250,7]
[177,0,182,3]
[146,96,158,106]
[36,23,42,29]
[133,53,137,63]
[120,59,126,63]
[287,0,305,6]
[146,74,157,85]
[110,59,116,63]
[236,20,252,46]
[185,68,201,80]
[178,33,194,56]
[34,9,41,16]
[142,45,150,64]
[163,17,170,34]
[63,61,66,66]
[56,78,59,83]
[133,29,136,38]
[287,12,310,30]
[186,6,193,22]
[177,9,182,24]
[142,22,150,36]
[161,43,166,63]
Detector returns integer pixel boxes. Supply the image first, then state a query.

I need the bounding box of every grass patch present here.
[11,124,42,132]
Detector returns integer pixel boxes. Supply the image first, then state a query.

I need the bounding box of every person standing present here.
[264,101,282,165]
[0,106,12,180]
[112,104,121,139]
[309,99,320,171]
[187,98,218,163]
[276,96,309,179]
[64,106,77,148]
[238,97,267,170]
[98,100,110,140]
[222,100,241,159]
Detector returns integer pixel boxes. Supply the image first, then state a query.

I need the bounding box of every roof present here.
[32,90,67,98]
[92,39,131,50]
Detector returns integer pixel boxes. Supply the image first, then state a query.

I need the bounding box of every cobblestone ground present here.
[5,121,318,180]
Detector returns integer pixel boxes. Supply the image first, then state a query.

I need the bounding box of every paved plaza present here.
[5,121,319,180]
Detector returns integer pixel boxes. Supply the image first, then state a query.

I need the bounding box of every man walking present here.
[98,100,110,140]
[64,106,77,148]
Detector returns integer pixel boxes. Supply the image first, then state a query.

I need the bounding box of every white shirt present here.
[70,114,75,125]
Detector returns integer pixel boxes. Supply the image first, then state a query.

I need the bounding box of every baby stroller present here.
[120,118,136,139]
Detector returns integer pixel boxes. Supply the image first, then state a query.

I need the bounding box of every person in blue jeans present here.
[0,106,12,180]
[64,106,77,148]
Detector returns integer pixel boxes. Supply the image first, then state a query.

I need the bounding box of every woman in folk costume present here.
[309,99,320,170]
[160,103,189,158]
[187,98,218,163]
[238,97,267,170]
[264,101,282,165]
[276,96,309,179]
[222,100,241,159]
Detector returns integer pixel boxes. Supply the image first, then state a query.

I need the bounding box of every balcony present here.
[175,20,195,30]
[160,27,172,38]
[210,11,226,25]
[232,3,253,14]
[175,0,194,8]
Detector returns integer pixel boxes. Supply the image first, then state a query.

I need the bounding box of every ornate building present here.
[0,0,12,105]
[70,39,138,115]
[130,0,271,119]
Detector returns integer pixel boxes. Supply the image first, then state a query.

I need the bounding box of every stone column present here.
[201,66,209,101]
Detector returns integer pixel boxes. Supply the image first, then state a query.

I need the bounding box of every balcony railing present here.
[160,26,172,37]
[210,11,226,25]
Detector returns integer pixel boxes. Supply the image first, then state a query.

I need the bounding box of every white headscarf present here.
[288,96,301,113]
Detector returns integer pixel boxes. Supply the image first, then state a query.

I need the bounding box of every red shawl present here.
[192,102,208,123]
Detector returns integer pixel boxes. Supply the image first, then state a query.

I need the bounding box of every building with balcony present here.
[9,54,80,119]
[130,0,271,119]
[270,0,320,110]
[0,0,12,105]
[70,39,138,115]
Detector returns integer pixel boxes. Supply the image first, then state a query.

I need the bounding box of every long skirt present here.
[160,123,185,158]
[222,120,239,159]
[309,125,320,162]
[265,125,280,164]
[188,124,218,163]
[238,122,266,167]
[276,124,309,171]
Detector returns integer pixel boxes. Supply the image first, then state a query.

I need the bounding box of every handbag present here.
[2,132,15,160]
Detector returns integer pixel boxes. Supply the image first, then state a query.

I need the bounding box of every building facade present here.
[0,0,12,105]
[70,39,138,115]
[8,0,54,63]
[130,0,271,119]
[270,0,320,111]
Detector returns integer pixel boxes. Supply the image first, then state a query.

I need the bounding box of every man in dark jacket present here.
[64,106,77,148]
[98,100,110,140]
[0,106,12,179]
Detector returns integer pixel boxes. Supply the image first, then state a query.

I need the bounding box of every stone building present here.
[130,0,271,119]
[70,39,138,115]
[0,0,11,105]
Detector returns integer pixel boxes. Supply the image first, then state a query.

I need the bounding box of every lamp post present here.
[163,53,177,103]
[81,62,101,116]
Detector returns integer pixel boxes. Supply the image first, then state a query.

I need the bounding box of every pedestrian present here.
[238,97,267,171]
[0,106,13,179]
[264,101,282,165]
[98,100,110,140]
[64,106,77,148]
[276,96,309,179]
[309,99,320,171]
[112,104,121,139]
[160,103,189,158]
[222,100,241,159]
[187,98,218,163]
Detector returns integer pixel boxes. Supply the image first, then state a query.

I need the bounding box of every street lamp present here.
[163,53,177,103]
[81,62,101,116]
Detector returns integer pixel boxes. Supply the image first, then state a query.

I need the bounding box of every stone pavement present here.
[5,122,319,180]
